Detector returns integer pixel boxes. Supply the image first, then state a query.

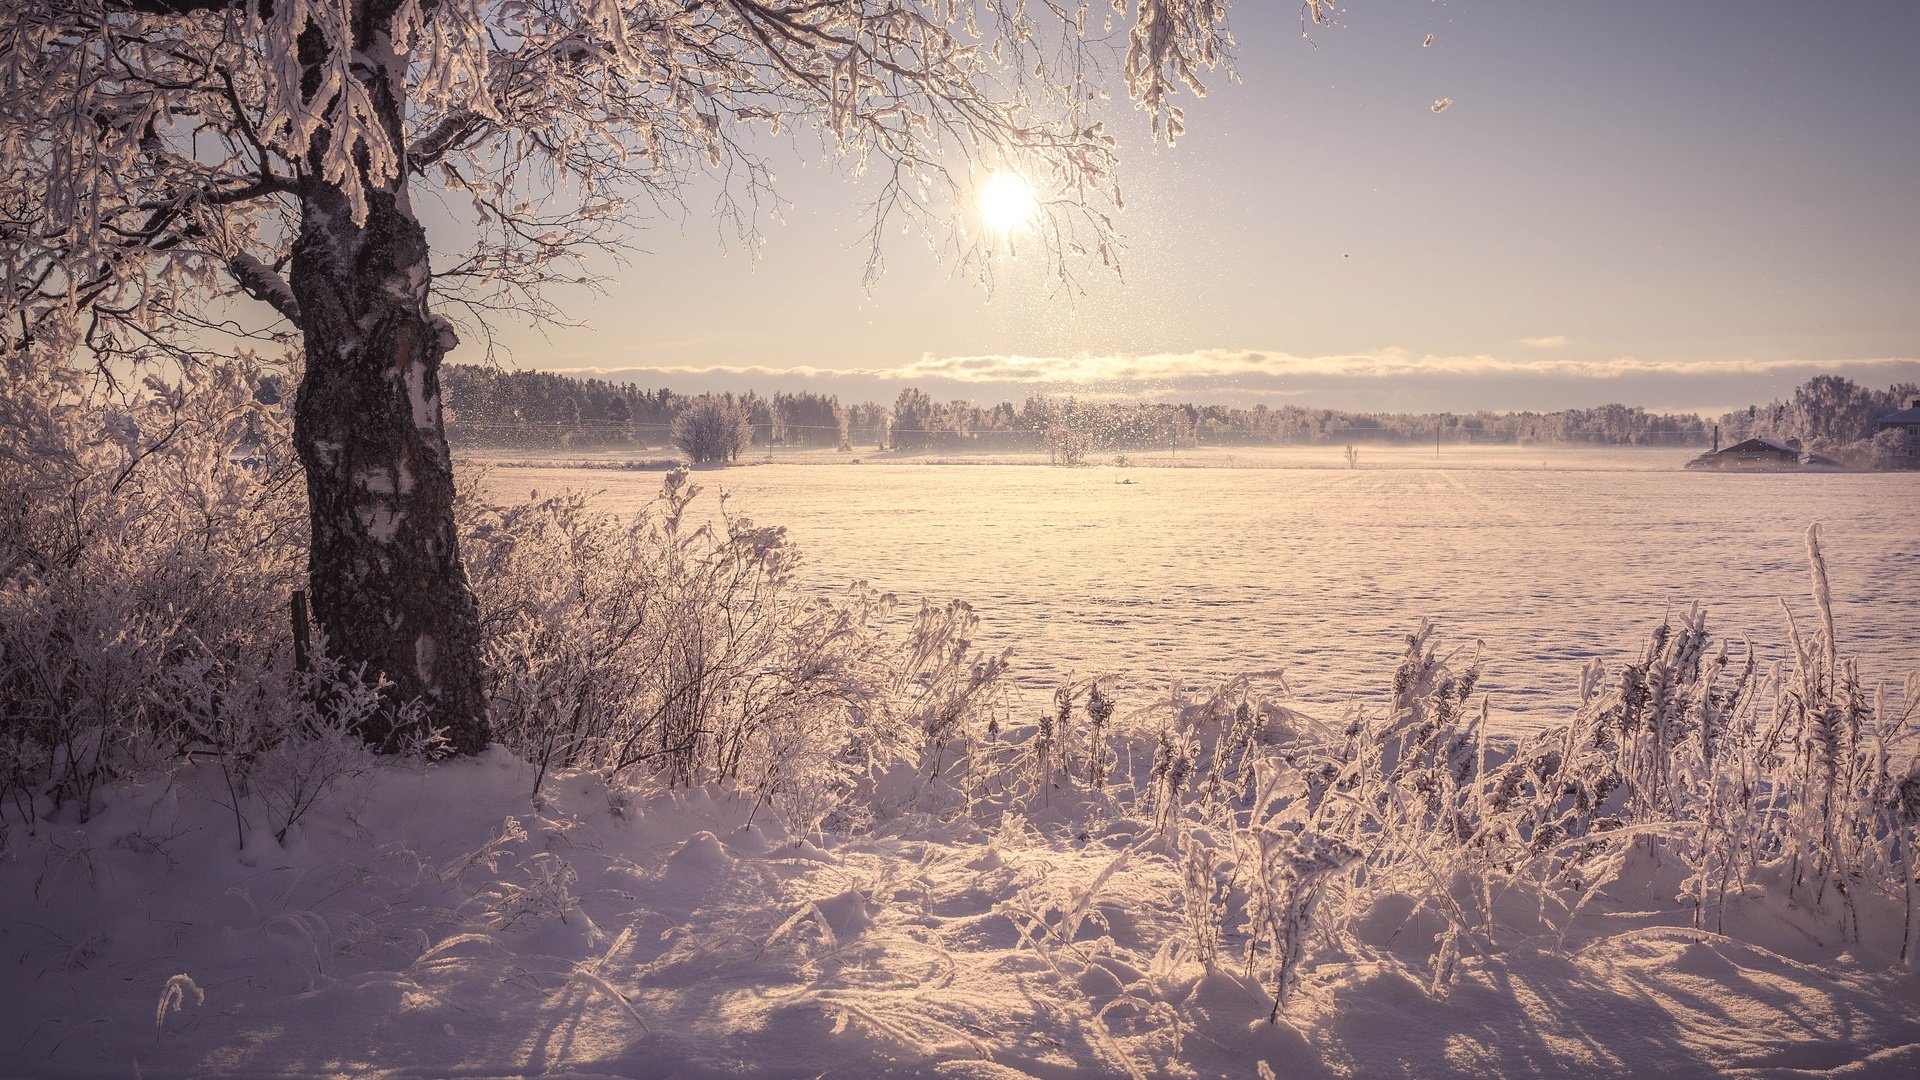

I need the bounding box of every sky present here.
[462,0,1920,417]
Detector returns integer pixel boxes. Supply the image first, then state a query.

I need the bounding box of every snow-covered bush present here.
[0,365,449,848]
[0,372,1018,845]
[464,469,1012,831]
[0,362,305,827]
[1837,428,1920,470]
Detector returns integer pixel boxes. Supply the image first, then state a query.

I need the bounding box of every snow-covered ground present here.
[6,750,1918,1078]
[5,446,1916,1079]
[478,446,1920,733]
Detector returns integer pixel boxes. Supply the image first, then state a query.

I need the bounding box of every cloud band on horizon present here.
[529,348,1920,414]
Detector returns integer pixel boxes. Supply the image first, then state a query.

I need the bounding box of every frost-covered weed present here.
[473,851,581,930]
[465,470,1012,829]
[1086,681,1116,788]
[1896,760,1920,963]
[999,842,1134,972]
[994,676,1142,816]
[155,973,204,1039]
[898,598,1012,787]
[1117,525,1919,1020]
[1177,829,1226,967]
[1145,727,1196,833]
[1031,708,1058,805]
[1234,807,1362,1020]
[1455,528,1918,948]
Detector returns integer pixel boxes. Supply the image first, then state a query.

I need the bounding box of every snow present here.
[5,446,1916,1077]
[476,446,1920,735]
[429,314,460,354]
[4,749,1917,1077]
[405,364,438,432]
[224,253,300,319]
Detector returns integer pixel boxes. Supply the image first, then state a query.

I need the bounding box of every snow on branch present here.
[4,0,1238,364]
[226,254,300,322]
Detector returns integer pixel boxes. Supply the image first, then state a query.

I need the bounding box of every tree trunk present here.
[287,2,487,754]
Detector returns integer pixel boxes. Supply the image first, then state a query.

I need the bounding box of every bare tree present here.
[0,0,1248,753]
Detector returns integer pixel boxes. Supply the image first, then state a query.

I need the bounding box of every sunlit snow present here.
[482,446,1918,734]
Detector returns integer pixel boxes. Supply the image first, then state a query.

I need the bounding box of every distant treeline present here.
[441,366,1916,461]
[442,367,886,450]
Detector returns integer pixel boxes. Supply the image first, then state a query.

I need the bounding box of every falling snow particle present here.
[1431,97,1453,114]
[1424,33,1435,47]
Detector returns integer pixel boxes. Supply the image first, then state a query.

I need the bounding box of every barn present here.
[1686,437,1803,470]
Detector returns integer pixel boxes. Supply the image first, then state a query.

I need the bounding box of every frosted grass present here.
[477,446,1919,732]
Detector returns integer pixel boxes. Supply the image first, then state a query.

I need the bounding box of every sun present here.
[977,171,1040,236]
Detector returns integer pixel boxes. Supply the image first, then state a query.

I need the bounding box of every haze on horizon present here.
[465,0,1920,417]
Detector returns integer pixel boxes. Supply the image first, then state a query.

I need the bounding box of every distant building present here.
[1686,436,1803,470]
[1876,397,1920,459]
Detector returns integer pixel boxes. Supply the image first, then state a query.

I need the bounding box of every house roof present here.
[1876,405,1920,427]
[1715,437,1799,456]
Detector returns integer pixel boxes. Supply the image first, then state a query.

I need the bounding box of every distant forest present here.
[442,366,1916,463]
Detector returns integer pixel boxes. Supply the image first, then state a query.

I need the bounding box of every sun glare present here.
[977,171,1040,236]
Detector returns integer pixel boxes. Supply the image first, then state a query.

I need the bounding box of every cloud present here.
[1520,335,1568,348]
[546,349,1920,385]
[873,349,1919,385]
[545,362,849,380]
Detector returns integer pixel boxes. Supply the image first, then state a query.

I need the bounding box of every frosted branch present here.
[226,254,300,322]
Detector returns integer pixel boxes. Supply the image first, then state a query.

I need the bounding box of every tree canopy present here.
[2,0,1242,367]
[1,0,1247,753]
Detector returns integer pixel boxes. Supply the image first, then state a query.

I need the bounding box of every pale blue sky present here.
[467,0,1920,415]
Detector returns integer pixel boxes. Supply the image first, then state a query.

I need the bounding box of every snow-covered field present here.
[5,446,1917,1080]
[478,446,1920,732]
